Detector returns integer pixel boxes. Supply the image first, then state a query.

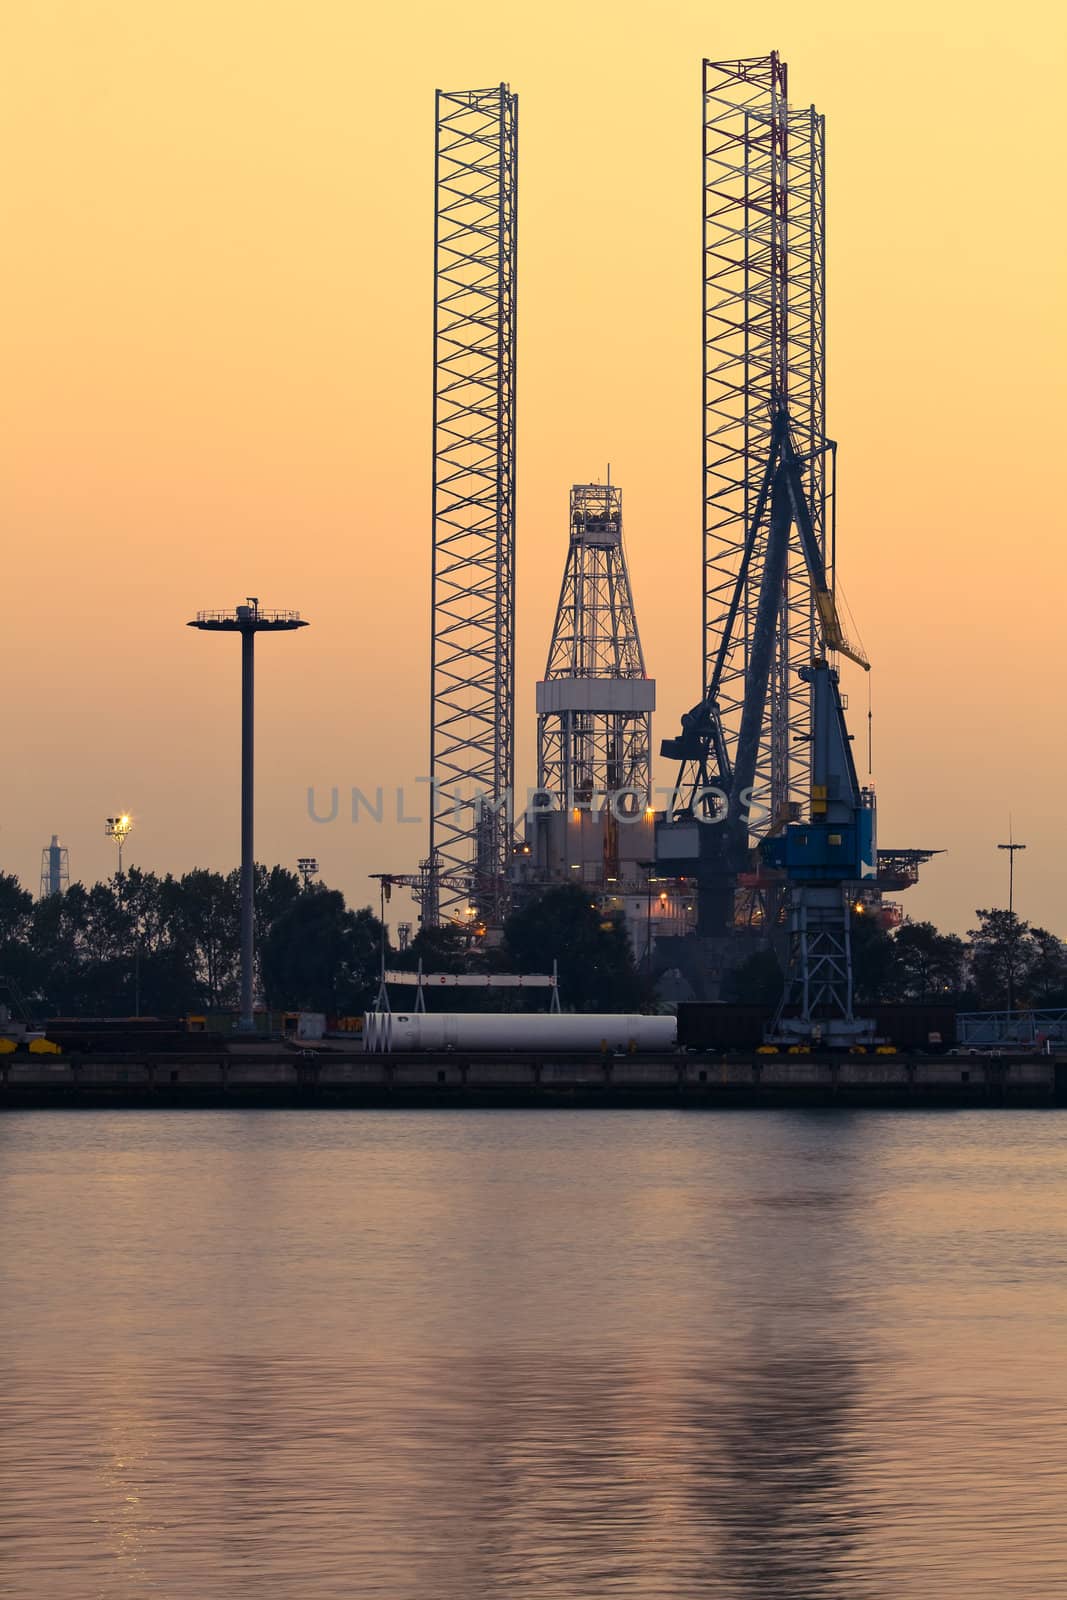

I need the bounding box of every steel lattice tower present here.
[429,84,518,927]
[703,55,828,836]
[537,482,654,812]
[39,835,69,899]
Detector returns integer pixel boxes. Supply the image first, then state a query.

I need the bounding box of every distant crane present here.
[370,853,476,931]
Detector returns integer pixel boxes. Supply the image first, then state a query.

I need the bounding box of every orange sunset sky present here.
[2,0,1064,936]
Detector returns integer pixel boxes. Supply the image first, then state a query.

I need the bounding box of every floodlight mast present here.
[105,814,133,875]
[187,599,309,1032]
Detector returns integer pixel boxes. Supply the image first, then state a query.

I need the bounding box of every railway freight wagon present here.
[364,1012,677,1054]
[678,1002,957,1052]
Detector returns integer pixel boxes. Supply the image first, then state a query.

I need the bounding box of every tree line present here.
[726,908,1067,1012]
[2,864,1062,1018]
[0,872,641,1018]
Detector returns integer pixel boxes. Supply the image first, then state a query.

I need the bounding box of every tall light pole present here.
[367,874,392,1013]
[638,859,656,974]
[105,814,133,875]
[997,835,1026,917]
[297,857,319,891]
[998,832,1027,1011]
[188,599,309,1032]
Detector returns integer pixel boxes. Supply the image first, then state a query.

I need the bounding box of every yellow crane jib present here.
[814,588,870,672]
[776,416,870,672]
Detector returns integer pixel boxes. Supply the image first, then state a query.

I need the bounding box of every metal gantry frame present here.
[430,84,518,926]
[537,482,654,811]
[702,55,828,837]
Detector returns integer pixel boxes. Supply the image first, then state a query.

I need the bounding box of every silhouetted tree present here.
[260,889,382,1014]
[407,922,467,975]
[893,920,968,1002]
[722,947,783,1005]
[169,869,239,1009]
[850,909,903,1004]
[968,909,1031,1010]
[0,874,34,991]
[504,884,645,1011]
[1026,928,1067,1006]
[253,865,303,966]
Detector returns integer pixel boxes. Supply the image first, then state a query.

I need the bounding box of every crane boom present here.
[777,420,870,672]
[658,403,869,934]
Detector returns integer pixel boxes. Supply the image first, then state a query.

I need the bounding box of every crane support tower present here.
[429,84,518,928]
[536,480,654,813]
[764,657,878,1047]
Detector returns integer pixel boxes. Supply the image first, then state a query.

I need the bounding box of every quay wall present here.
[1,1052,1063,1107]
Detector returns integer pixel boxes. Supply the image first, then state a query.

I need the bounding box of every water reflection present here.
[1,1110,1065,1598]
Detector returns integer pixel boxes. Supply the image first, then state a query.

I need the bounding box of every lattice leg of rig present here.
[430,84,518,926]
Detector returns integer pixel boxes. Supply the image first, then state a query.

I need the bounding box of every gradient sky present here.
[2,0,1063,936]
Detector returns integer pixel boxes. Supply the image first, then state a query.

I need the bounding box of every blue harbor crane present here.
[658,404,884,1043]
[762,657,878,1047]
[658,406,868,932]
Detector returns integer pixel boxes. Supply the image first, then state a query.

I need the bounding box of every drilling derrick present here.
[515,479,662,911]
[537,482,653,812]
[430,84,518,927]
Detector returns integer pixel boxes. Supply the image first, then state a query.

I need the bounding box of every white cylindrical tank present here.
[365,1012,675,1053]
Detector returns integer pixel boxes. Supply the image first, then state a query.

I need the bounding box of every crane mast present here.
[763,658,878,1046]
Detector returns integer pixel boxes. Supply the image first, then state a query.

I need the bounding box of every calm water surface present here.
[1,1109,1065,1598]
